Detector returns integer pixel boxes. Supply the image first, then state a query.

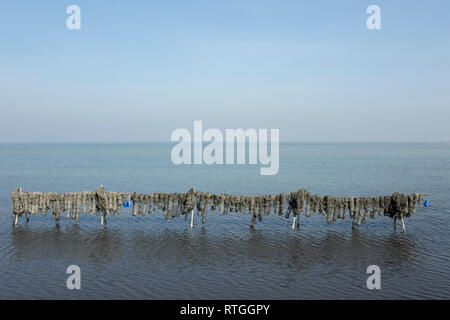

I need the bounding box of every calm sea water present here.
[0,143,449,299]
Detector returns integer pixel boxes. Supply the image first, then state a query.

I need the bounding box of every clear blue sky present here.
[1,0,449,142]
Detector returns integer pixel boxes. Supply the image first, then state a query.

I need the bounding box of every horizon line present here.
[0,141,449,144]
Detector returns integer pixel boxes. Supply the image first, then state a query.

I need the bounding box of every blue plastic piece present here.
[123,201,130,208]
[424,200,430,207]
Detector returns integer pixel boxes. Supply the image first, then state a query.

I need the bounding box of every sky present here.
[0,0,449,142]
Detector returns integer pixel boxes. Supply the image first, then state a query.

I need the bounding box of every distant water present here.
[0,143,449,299]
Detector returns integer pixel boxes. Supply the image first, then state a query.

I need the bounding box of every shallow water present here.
[0,143,449,299]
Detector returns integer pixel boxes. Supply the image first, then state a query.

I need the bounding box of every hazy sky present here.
[1,0,449,142]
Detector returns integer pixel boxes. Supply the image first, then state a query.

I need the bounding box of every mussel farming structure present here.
[11,187,429,232]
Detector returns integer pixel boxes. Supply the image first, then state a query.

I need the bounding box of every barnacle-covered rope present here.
[10,187,429,232]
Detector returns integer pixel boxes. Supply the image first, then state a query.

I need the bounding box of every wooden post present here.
[13,187,22,225]
[292,216,296,230]
[401,216,406,233]
[190,209,194,229]
[100,185,105,226]
[393,217,397,231]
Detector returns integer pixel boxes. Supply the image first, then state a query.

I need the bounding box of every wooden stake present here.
[190,209,194,229]
[393,217,397,231]
[401,216,406,233]
[13,187,22,225]
[292,216,296,230]
[100,185,104,226]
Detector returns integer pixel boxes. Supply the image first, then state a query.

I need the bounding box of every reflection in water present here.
[10,225,124,263]
[10,225,420,271]
[3,215,446,299]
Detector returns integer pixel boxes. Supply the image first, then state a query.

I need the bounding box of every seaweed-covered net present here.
[10,187,428,229]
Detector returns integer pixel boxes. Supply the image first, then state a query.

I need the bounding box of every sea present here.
[0,143,449,299]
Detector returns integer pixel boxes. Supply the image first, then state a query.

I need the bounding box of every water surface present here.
[0,143,449,299]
